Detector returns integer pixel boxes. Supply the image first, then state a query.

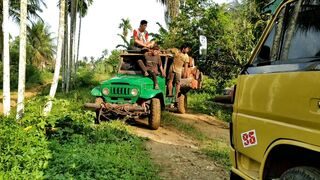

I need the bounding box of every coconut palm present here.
[27,21,55,70]
[2,0,10,116]
[16,0,28,120]
[116,18,133,49]
[76,0,93,69]
[61,0,93,92]
[156,0,180,21]
[43,0,66,115]
[0,0,46,61]
[69,0,77,86]
[280,0,303,61]
[119,18,132,38]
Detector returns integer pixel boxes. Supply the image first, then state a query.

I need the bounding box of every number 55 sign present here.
[241,130,258,148]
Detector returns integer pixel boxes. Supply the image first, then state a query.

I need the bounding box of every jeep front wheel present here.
[177,94,187,114]
[148,98,161,130]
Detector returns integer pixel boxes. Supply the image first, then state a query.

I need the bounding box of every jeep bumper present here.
[84,102,147,116]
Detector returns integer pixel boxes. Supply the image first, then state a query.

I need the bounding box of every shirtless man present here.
[167,44,191,97]
[133,20,155,49]
[137,45,165,89]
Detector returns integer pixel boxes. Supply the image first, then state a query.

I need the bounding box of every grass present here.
[161,111,231,169]
[45,122,158,179]
[202,140,231,169]
[0,87,159,179]
[161,111,207,141]
[188,92,232,123]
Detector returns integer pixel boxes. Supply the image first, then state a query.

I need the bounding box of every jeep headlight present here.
[102,88,110,96]
[131,88,138,96]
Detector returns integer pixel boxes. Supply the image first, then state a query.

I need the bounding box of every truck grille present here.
[111,87,130,95]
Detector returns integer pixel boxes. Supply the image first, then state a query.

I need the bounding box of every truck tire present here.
[148,98,161,130]
[177,94,187,114]
[280,166,320,180]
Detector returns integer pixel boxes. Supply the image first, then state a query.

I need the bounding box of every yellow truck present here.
[230,0,320,179]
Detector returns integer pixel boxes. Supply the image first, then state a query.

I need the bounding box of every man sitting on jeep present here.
[137,45,165,90]
[167,44,191,97]
[133,20,155,49]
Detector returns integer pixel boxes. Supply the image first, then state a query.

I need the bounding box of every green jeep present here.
[84,50,202,130]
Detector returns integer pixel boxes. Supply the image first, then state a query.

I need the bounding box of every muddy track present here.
[130,112,230,180]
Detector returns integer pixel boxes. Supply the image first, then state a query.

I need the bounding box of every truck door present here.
[233,0,320,177]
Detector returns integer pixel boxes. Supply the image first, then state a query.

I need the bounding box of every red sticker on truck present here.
[241,130,258,148]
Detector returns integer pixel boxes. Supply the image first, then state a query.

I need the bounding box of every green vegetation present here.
[202,141,231,169]
[161,112,231,169]
[188,93,232,123]
[162,111,207,141]
[187,77,234,123]
[0,88,158,179]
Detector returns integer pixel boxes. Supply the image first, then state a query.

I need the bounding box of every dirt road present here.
[130,112,230,180]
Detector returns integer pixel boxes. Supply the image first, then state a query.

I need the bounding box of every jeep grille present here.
[111,87,130,95]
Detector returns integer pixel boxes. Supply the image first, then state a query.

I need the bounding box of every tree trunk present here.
[16,0,28,120]
[271,10,285,60]
[43,0,65,115]
[2,0,10,116]
[76,14,82,73]
[65,0,70,93]
[61,41,65,91]
[280,0,302,61]
[0,1,4,62]
[69,0,77,89]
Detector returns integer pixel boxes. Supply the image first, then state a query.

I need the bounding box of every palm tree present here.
[119,18,132,38]
[61,0,93,92]
[27,21,55,70]
[280,0,303,61]
[63,0,69,93]
[16,0,28,120]
[69,0,77,87]
[43,0,65,115]
[156,0,180,21]
[76,0,93,71]
[0,0,46,61]
[116,18,132,49]
[2,0,11,116]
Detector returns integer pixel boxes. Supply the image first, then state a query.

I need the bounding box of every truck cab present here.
[231,0,320,179]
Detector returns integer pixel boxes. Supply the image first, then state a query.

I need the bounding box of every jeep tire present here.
[148,98,161,130]
[177,94,187,114]
[280,166,320,180]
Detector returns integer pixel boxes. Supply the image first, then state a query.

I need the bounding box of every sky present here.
[8,0,230,59]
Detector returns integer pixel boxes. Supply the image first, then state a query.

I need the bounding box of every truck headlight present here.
[102,88,110,95]
[131,88,138,96]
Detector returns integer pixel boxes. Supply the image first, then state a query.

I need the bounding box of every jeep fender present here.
[91,86,102,97]
[140,90,165,108]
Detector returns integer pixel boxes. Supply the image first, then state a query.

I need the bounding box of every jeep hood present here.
[100,75,154,86]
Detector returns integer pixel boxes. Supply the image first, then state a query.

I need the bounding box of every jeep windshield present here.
[118,54,143,75]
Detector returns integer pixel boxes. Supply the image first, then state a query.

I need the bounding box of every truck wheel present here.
[177,94,187,114]
[280,166,320,180]
[148,98,161,130]
[95,97,104,124]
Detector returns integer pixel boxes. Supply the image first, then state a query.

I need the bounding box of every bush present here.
[0,89,158,179]
[44,122,158,180]
[188,93,232,123]
[76,68,99,88]
[200,76,218,95]
[0,117,51,179]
